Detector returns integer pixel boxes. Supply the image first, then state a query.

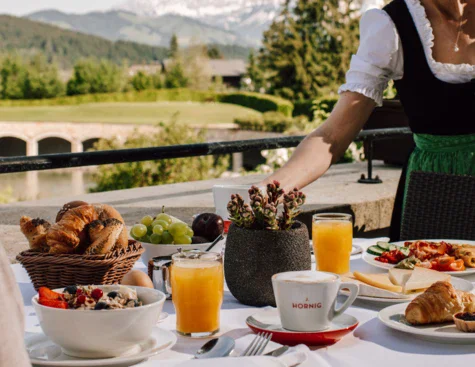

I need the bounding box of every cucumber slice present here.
[399,247,410,256]
[367,245,384,256]
[388,244,397,251]
[377,242,392,251]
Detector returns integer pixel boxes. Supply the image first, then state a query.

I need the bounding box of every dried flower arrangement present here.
[227,181,306,231]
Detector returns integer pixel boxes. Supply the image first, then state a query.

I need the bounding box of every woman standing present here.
[261,0,475,240]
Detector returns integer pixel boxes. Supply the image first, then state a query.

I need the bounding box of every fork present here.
[240,332,273,357]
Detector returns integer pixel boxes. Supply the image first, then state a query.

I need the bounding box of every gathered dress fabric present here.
[339,0,475,241]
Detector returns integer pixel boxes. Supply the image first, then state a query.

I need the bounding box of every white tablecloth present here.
[14,238,475,367]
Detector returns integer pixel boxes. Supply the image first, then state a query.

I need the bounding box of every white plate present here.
[379,303,475,344]
[342,276,474,304]
[362,239,475,276]
[26,327,177,366]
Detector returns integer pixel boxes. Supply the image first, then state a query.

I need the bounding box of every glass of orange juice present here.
[171,251,224,337]
[312,213,353,274]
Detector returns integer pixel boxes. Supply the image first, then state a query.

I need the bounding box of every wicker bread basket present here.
[16,240,144,291]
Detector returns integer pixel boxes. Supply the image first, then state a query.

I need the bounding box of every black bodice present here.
[384,0,475,136]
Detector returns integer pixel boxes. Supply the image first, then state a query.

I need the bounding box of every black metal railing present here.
[0,127,412,183]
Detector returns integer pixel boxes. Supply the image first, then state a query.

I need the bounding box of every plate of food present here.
[341,267,474,303]
[362,239,475,275]
[379,281,475,344]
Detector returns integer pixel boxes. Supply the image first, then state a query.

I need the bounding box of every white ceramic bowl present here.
[32,285,166,359]
[140,241,211,264]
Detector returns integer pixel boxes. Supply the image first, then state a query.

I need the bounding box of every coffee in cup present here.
[272,270,358,332]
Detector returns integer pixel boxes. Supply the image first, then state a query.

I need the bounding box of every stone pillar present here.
[25,171,39,201]
[232,152,243,173]
[27,139,38,156]
[72,169,85,196]
[72,140,83,153]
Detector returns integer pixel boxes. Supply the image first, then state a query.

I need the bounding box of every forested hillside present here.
[0,15,168,68]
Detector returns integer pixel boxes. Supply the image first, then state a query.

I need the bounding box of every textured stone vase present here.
[224,221,311,307]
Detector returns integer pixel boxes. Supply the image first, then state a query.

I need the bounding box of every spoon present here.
[194,336,235,359]
[205,234,224,252]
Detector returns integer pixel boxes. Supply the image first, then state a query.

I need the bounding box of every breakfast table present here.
[14,238,475,367]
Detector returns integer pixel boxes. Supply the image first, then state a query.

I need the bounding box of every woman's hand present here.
[259,92,376,192]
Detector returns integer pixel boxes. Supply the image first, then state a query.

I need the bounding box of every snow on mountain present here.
[117,0,283,46]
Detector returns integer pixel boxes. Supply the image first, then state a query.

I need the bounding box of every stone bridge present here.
[0,121,283,169]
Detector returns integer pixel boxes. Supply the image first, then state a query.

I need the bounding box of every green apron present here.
[403,133,475,210]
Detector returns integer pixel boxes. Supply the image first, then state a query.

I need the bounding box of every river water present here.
[0,169,97,202]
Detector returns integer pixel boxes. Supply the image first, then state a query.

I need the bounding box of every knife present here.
[265,346,290,357]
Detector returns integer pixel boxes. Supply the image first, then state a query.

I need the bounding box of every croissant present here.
[85,218,124,255]
[20,216,51,252]
[46,205,98,254]
[405,281,475,325]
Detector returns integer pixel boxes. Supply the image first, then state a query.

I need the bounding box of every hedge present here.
[218,92,294,117]
[0,89,217,107]
[293,99,314,119]
[0,89,295,117]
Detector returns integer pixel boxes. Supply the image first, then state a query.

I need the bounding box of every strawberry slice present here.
[38,287,65,301]
[38,298,69,309]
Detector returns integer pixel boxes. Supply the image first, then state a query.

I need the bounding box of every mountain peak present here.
[116,0,283,18]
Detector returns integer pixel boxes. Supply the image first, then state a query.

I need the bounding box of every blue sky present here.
[0,0,121,16]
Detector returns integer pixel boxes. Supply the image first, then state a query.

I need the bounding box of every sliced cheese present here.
[342,275,411,299]
[403,267,451,293]
[388,268,413,287]
[353,271,402,293]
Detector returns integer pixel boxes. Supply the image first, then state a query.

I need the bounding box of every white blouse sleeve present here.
[338,8,403,107]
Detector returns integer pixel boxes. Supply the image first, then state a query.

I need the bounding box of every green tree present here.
[130,71,153,91]
[258,0,359,100]
[245,50,265,92]
[207,45,223,59]
[0,55,27,99]
[23,54,65,99]
[164,61,189,88]
[67,59,125,95]
[169,34,179,58]
[90,121,229,192]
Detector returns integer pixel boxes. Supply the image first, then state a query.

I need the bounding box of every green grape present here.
[168,222,188,237]
[141,215,154,227]
[153,224,164,235]
[146,225,153,236]
[150,233,162,244]
[153,220,169,230]
[132,224,147,238]
[161,231,174,245]
[185,227,194,237]
[130,229,140,240]
[155,213,172,224]
[140,235,151,243]
[174,235,192,245]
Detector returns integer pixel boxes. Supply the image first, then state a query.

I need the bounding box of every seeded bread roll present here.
[92,204,129,251]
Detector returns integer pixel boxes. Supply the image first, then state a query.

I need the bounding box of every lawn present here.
[0,101,261,125]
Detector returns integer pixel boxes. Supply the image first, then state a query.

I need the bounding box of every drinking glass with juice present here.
[312,213,353,274]
[171,251,224,338]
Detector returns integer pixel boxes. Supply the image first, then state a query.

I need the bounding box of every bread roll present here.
[93,204,128,251]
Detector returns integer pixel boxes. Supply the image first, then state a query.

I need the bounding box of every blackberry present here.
[94,302,107,310]
[64,285,77,295]
[107,291,118,298]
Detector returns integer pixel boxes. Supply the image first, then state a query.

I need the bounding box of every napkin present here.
[139,334,330,367]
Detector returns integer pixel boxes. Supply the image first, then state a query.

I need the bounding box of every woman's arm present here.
[260,92,376,191]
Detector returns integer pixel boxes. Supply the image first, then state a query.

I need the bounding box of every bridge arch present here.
[38,136,72,155]
[82,138,101,152]
[0,136,27,157]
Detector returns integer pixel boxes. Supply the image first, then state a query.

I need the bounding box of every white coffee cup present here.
[272,270,359,332]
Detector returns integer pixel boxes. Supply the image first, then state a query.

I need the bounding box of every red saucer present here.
[246,309,358,346]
